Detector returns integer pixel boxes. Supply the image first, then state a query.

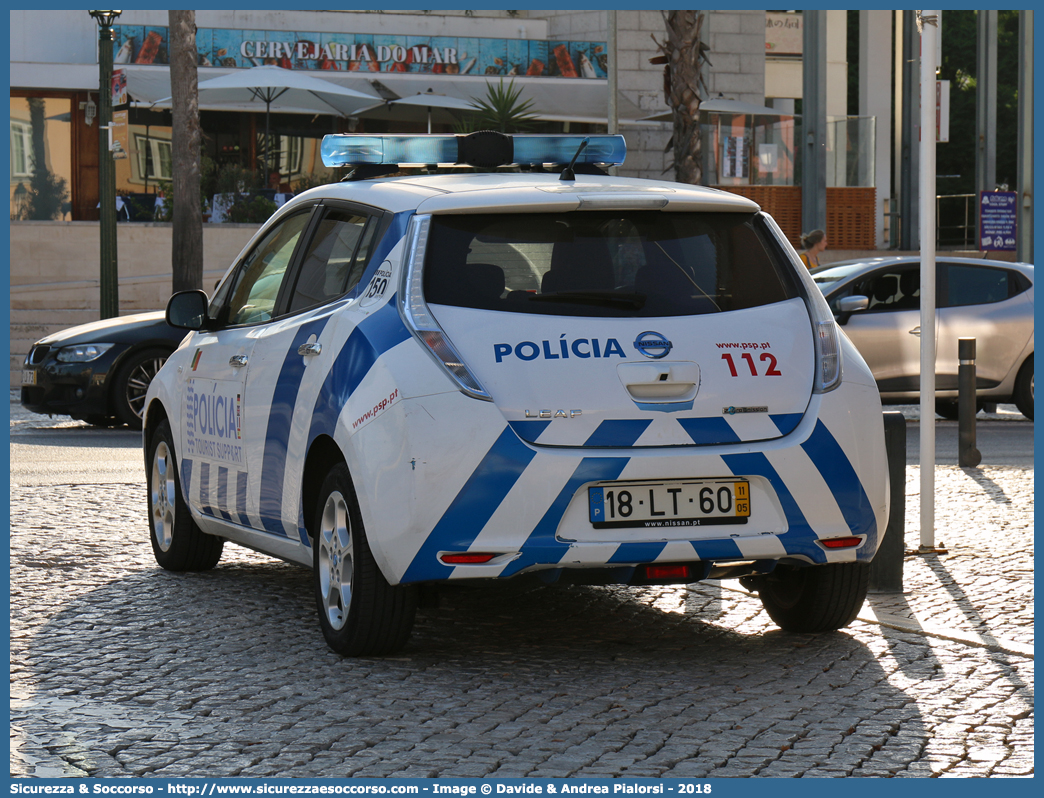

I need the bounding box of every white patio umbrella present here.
[155,65,380,182]
[357,88,480,133]
[639,96,794,123]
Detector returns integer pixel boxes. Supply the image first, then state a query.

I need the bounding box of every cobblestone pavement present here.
[9,458,1033,779]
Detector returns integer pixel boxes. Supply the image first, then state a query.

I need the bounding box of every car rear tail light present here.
[644,564,691,581]
[399,214,491,401]
[440,553,499,564]
[820,536,862,549]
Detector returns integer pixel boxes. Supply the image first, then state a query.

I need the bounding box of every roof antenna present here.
[559,137,589,181]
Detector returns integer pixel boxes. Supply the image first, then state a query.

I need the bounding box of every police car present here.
[144,132,888,656]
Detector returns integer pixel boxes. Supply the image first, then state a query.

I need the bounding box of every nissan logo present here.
[633,331,672,359]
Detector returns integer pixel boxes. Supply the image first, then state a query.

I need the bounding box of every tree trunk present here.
[169,10,203,293]
[658,11,708,185]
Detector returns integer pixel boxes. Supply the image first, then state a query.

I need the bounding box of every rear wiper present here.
[528,291,646,309]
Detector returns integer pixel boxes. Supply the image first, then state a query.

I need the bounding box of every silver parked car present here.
[812,256,1034,419]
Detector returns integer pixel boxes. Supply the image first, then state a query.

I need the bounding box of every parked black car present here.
[20,312,187,430]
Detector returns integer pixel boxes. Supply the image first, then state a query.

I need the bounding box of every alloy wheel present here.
[150,440,176,551]
[318,490,354,631]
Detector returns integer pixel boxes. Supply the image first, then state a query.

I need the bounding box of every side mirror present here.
[835,295,869,326]
[166,289,210,330]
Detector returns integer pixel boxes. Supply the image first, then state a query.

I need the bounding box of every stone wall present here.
[10,221,258,387]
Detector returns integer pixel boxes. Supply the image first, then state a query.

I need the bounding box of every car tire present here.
[114,347,170,430]
[313,462,417,656]
[754,562,869,633]
[147,419,223,571]
[934,400,960,420]
[1014,355,1033,420]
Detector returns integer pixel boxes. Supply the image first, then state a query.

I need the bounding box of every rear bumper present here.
[350,378,889,587]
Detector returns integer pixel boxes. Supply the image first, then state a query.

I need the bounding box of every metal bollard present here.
[958,337,982,467]
[869,411,906,593]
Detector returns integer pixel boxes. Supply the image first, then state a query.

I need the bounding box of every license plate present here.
[21,369,36,386]
[589,479,750,529]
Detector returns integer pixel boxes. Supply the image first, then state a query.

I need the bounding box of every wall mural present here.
[112,25,609,79]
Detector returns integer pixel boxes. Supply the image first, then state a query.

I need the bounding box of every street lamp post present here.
[90,10,121,319]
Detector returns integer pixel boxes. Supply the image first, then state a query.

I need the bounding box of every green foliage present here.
[227,194,278,224]
[937,10,1021,196]
[291,170,336,194]
[200,160,276,222]
[467,79,539,133]
[21,169,69,221]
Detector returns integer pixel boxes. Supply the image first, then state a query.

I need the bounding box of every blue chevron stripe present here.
[499,457,630,577]
[199,461,213,516]
[678,417,741,445]
[583,419,651,448]
[608,541,668,564]
[770,413,804,436]
[507,419,553,443]
[721,451,826,564]
[257,316,332,536]
[307,297,412,443]
[180,457,192,504]
[800,419,879,554]
[402,426,538,583]
[216,466,232,521]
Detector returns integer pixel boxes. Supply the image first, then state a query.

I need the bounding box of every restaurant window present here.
[9,97,73,221]
[134,134,174,181]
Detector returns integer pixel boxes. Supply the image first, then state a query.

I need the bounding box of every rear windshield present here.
[423,211,796,317]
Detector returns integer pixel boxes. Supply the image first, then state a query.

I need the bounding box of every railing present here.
[937,193,976,250]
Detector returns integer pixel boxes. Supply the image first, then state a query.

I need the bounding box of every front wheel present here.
[753,562,869,633]
[114,347,170,430]
[313,463,417,656]
[147,419,223,571]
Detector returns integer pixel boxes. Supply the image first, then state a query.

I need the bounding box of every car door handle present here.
[909,326,921,336]
[298,342,322,357]
[229,354,249,368]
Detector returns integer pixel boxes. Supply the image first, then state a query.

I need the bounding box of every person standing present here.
[799,229,827,269]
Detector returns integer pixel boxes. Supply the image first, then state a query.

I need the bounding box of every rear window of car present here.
[944,264,1030,307]
[423,211,796,317]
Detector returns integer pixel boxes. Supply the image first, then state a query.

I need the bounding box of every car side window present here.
[852,268,919,312]
[943,264,1011,308]
[222,211,312,326]
[286,209,375,313]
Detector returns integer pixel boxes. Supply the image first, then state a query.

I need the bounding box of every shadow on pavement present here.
[13,552,930,778]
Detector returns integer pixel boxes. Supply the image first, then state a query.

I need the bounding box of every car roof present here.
[282,172,762,216]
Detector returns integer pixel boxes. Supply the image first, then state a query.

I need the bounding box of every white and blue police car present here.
[144,132,889,656]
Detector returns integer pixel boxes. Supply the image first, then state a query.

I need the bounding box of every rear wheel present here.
[753,562,869,633]
[313,462,417,656]
[114,347,169,430]
[1014,355,1033,420]
[147,420,223,571]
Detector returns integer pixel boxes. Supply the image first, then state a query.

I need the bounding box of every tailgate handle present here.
[617,361,700,404]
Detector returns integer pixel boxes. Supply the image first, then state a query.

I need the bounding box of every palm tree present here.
[651,11,711,184]
[169,10,203,293]
[467,79,539,133]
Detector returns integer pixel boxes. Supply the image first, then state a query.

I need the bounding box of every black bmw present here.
[20,312,187,430]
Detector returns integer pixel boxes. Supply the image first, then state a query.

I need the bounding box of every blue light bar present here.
[510,135,625,166]
[320,133,626,169]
